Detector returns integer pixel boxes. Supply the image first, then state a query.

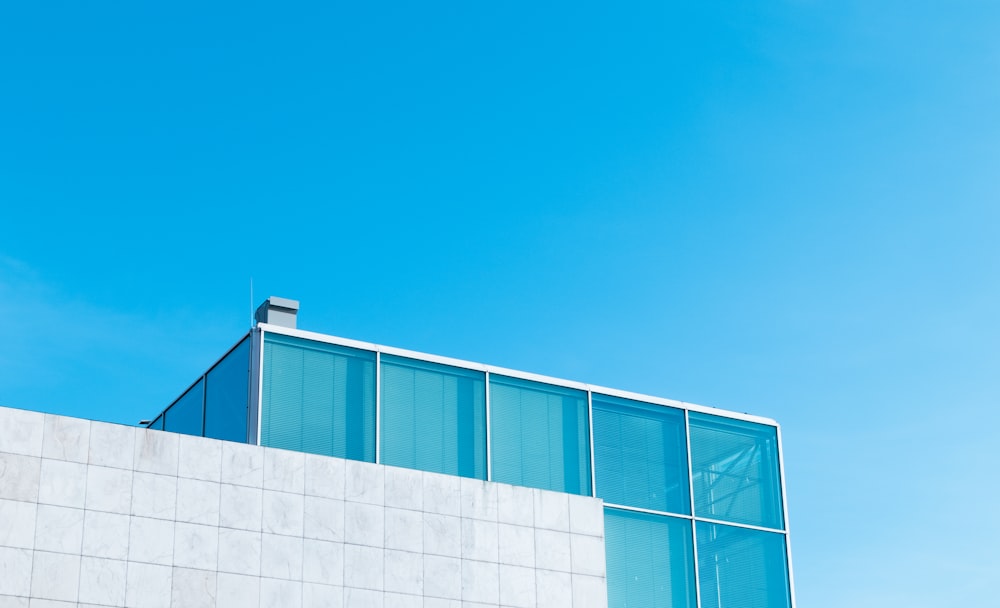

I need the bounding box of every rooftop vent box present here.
[255,296,299,329]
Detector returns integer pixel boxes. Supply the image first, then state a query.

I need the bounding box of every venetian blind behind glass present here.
[604,508,696,608]
[696,522,791,608]
[489,375,591,495]
[689,412,784,529]
[380,354,486,478]
[592,395,689,514]
[261,333,376,461]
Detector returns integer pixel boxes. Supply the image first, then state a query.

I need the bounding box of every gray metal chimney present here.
[255,296,299,328]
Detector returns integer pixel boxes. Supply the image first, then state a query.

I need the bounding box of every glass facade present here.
[380,354,487,478]
[489,375,591,495]
[261,333,376,461]
[146,325,793,608]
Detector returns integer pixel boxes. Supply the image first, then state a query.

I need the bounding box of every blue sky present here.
[2,1,998,605]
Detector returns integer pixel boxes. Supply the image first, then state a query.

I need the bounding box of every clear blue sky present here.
[2,1,998,605]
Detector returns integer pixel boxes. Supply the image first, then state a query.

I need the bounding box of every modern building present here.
[0,297,795,608]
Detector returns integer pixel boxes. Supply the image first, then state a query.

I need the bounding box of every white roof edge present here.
[257,323,781,427]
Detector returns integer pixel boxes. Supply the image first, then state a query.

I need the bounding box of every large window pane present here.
[261,333,376,461]
[204,335,251,443]
[163,378,204,437]
[489,375,591,495]
[689,413,784,529]
[381,355,486,478]
[605,508,696,608]
[593,395,689,514]
[696,522,791,608]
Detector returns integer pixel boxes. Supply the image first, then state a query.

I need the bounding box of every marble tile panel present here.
[173,522,218,570]
[175,478,220,526]
[572,573,607,608]
[423,598,462,608]
[87,422,134,470]
[344,501,383,547]
[384,507,422,553]
[303,538,344,586]
[41,413,90,464]
[460,559,498,605]
[261,533,303,581]
[219,483,262,531]
[125,562,172,608]
[499,564,536,608]
[221,442,263,488]
[461,518,498,563]
[423,513,461,558]
[170,567,216,608]
[128,516,174,566]
[0,547,32,596]
[535,529,572,573]
[131,472,178,520]
[28,599,76,608]
[536,569,573,608]
[33,504,84,554]
[460,477,498,522]
[260,577,302,608]
[342,587,381,608]
[345,460,383,505]
[343,544,383,591]
[383,592,421,608]
[263,490,304,536]
[304,453,344,500]
[302,582,343,608]
[263,447,305,493]
[384,466,422,511]
[422,471,461,516]
[0,407,43,457]
[81,511,129,560]
[498,523,534,568]
[133,429,178,476]
[217,528,261,576]
[304,495,344,542]
[84,465,132,515]
[78,556,126,606]
[217,572,260,608]
[0,453,40,502]
[533,489,570,532]
[570,534,606,577]
[177,434,222,482]
[383,549,422,596]
[422,555,461,601]
[0,595,28,608]
[0,498,36,549]
[29,551,79,602]
[37,459,86,509]
[497,483,534,527]
[568,494,604,538]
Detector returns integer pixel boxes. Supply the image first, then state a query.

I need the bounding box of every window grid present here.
[252,326,794,608]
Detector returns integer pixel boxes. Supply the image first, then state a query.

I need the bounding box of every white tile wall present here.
[0,406,607,608]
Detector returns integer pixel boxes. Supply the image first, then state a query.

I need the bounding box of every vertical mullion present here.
[776,424,796,608]
[375,350,382,464]
[484,371,492,482]
[686,409,703,608]
[587,389,596,497]
[255,328,265,446]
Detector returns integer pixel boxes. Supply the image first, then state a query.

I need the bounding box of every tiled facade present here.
[0,406,608,608]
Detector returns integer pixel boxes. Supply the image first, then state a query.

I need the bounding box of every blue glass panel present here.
[163,378,205,437]
[696,522,791,608]
[489,375,591,495]
[261,333,376,461]
[605,508,696,608]
[592,394,689,514]
[689,413,784,529]
[381,355,486,478]
[204,335,251,443]
[150,415,164,431]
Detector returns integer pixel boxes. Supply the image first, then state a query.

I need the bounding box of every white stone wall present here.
[0,406,608,608]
